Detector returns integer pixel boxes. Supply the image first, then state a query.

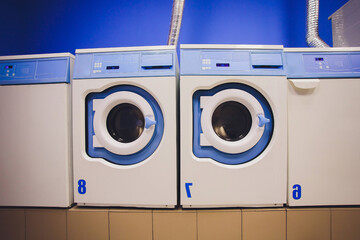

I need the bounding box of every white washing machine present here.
[0,53,74,207]
[72,46,177,207]
[286,47,360,206]
[180,45,287,208]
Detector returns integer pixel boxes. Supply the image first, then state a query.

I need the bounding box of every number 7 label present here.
[185,183,193,198]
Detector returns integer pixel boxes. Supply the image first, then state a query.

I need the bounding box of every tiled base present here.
[1,206,360,240]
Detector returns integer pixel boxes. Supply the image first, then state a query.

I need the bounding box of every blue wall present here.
[0,0,348,55]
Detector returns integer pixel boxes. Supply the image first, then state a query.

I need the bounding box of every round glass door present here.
[212,101,252,142]
[92,91,156,156]
[107,103,145,143]
[193,83,274,165]
[200,89,267,154]
[86,85,164,166]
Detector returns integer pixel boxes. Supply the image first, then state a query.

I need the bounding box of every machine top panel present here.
[181,44,284,50]
[0,52,74,60]
[285,47,360,52]
[0,56,72,85]
[76,45,175,54]
[180,48,286,76]
[73,48,177,79]
[285,50,360,78]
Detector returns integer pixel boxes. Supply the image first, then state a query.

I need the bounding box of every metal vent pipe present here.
[167,0,185,46]
[306,0,329,47]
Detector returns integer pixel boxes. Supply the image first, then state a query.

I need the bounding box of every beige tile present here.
[287,208,330,240]
[197,209,241,240]
[0,209,25,240]
[26,209,67,240]
[242,209,286,240]
[332,208,360,240]
[67,207,109,240]
[153,210,196,240]
[109,210,152,240]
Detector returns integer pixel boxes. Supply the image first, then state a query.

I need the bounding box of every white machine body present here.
[180,45,287,208]
[72,46,177,207]
[286,47,360,206]
[0,53,74,207]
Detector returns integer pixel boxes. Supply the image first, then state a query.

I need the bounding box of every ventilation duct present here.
[168,0,185,46]
[306,0,330,47]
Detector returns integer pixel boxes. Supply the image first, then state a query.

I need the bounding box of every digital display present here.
[216,63,230,67]
[5,65,13,69]
[315,57,324,61]
[106,66,120,70]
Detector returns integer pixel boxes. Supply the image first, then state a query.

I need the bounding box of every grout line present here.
[65,209,68,240]
[24,209,27,240]
[285,208,287,240]
[108,209,110,240]
[240,209,243,240]
[152,210,154,240]
[196,210,198,240]
[330,208,332,240]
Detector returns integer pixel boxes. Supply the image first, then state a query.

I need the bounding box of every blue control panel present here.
[180,49,286,76]
[285,51,360,78]
[0,57,71,85]
[73,50,177,79]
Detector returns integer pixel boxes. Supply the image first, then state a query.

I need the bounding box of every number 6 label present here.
[292,184,302,200]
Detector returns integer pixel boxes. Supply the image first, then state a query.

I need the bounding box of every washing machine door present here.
[92,91,156,155]
[193,84,273,165]
[200,89,269,154]
[86,86,164,165]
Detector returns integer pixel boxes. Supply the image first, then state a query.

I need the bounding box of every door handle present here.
[288,79,320,89]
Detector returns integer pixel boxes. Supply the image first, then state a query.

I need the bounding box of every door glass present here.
[106,103,145,143]
[212,101,252,141]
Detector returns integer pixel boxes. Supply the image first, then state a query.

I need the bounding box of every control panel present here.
[2,64,16,77]
[180,49,285,76]
[0,58,70,85]
[285,51,360,78]
[92,53,139,74]
[0,61,36,79]
[73,50,176,79]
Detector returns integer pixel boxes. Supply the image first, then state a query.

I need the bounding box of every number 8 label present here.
[78,179,86,194]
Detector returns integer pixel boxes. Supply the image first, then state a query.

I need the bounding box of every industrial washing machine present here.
[286,47,360,206]
[180,45,287,208]
[72,46,177,207]
[0,53,74,207]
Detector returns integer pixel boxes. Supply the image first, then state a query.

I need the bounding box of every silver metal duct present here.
[306,0,329,47]
[167,0,185,46]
